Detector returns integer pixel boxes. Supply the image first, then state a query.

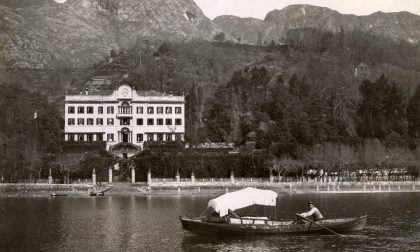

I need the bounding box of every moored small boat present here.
[180,187,367,236]
[50,193,68,197]
[89,192,104,196]
[89,186,113,196]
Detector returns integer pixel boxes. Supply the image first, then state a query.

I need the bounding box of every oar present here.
[99,186,113,193]
[296,214,344,237]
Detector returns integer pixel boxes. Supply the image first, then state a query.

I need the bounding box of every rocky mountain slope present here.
[214,4,420,45]
[1,2,420,69]
[0,0,221,68]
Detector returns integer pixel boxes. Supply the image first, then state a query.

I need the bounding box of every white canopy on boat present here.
[207,187,278,217]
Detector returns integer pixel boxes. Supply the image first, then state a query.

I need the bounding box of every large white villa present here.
[64,84,185,152]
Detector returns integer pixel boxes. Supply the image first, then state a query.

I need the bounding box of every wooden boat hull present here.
[50,193,68,197]
[89,192,104,196]
[180,216,367,235]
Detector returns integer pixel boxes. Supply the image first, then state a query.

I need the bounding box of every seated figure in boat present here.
[298,201,324,221]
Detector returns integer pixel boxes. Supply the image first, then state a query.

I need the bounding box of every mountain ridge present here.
[215,4,420,45]
[0,0,222,69]
[1,2,420,69]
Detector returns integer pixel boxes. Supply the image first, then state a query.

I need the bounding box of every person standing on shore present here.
[298,201,324,221]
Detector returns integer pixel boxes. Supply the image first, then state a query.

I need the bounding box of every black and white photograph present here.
[0,0,419,251]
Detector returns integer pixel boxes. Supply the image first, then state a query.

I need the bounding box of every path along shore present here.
[0,180,419,196]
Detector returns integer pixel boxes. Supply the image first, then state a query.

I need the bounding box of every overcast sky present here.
[194,0,420,19]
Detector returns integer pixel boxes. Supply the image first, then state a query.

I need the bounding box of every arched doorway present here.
[120,127,131,143]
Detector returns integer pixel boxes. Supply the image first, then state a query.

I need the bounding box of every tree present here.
[213,32,226,43]
[357,74,392,139]
[185,85,205,144]
[408,85,420,138]
[383,82,407,135]
[205,85,233,142]
[157,42,170,55]
[0,84,62,182]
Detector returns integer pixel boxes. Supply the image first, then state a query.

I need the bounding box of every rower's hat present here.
[307,201,314,205]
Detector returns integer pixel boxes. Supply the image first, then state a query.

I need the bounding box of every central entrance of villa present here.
[119,127,132,143]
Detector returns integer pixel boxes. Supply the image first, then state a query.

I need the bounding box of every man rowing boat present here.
[298,201,324,221]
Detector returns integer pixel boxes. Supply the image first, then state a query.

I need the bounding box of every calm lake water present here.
[0,191,419,251]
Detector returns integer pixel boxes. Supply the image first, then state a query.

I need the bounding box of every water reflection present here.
[0,193,419,251]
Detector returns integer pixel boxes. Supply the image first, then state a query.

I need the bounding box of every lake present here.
[0,191,419,251]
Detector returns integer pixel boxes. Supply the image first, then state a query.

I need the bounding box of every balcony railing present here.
[117,106,133,118]
[118,106,132,114]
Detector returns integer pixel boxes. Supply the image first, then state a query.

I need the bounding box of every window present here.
[137,107,143,114]
[87,118,94,125]
[147,107,154,114]
[78,134,84,141]
[68,106,75,114]
[107,133,114,141]
[107,118,114,125]
[78,118,84,125]
[120,118,130,125]
[87,106,94,114]
[107,106,114,114]
[175,119,182,125]
[157,119,163,125]
[68,118,75,125]
[165,107,172,114]
[157,107,163,114]
[68,134,75,141]
[98,106,103,114]
[136,134,144,142]
[175,133,182,141]
[165,119,172,125]
[147,134,154,141]
[87,134,93,141]
[78,106,85,114]
[157,134,163,141]
[175,107,182,114]
[96,118,103,125]
[147,119,154,125]
[97,134,103,141]
[137,119,143,125]
[166,134,172,141]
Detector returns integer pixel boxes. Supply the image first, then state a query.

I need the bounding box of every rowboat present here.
[180,215,367,235]
[180,187,367,236]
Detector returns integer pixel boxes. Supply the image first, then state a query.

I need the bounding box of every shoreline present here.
[0,181,419,196]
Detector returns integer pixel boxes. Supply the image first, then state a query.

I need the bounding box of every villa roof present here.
[66,88,179,97]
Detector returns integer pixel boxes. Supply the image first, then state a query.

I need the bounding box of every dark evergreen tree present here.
[0,84,62,182]
[357,74,390,139]
[204,85,233,142]
[383,82,407,135]
[408,85,420,138]
[185,85,205,144]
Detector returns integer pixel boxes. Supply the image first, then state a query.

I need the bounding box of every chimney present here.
[85,88,89,95]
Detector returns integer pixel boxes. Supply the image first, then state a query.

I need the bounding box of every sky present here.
[193,0,420,19]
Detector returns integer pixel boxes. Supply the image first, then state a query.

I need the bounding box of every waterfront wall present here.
[0,183,91,193]
[145,180,420,192]
[1,180,419,194]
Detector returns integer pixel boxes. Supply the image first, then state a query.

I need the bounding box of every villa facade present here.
[64,84,185,152]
